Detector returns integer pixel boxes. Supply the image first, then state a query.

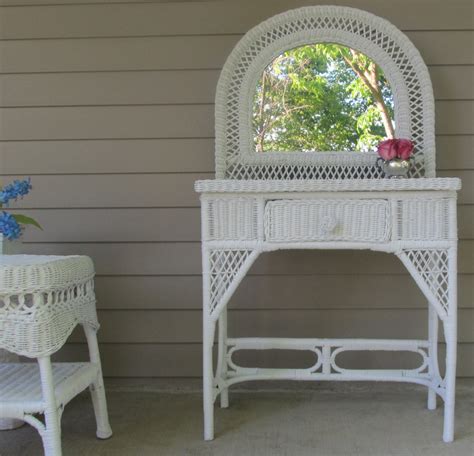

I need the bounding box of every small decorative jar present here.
[376,157,413,178]
[376,138,414,178]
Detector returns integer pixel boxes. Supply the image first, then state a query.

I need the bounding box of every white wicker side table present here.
[0,255,112,456]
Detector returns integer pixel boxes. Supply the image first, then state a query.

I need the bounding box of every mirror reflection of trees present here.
[253,44,394,152]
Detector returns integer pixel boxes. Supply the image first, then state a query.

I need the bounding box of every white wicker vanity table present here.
[196,6,461,443]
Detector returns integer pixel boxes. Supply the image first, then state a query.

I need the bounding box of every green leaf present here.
[12,214,43,230]
[253,43,394,152]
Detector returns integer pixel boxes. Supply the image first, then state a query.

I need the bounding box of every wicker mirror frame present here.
[215,6,435,179]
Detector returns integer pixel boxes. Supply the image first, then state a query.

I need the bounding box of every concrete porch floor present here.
[1,380,473,456]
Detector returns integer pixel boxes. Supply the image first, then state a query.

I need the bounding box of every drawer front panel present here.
[205,197,258,241]
[264,199,390,242]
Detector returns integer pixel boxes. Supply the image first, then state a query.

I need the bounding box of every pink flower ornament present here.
[377,138,414,160]
[377,139,397,160]
[396,139,414,160]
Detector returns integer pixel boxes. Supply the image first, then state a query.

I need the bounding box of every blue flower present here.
[0,178,32,206]
[0,212,22,240]
[0,191,8,205]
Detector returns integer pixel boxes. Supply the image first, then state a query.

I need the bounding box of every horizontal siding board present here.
[91,274,474,310]
[458,205,474,238]
[436,101,474,136]
[0,35,238,73]
[55,343,204,378]
[18,204,474,243]
[409,31,474,66]
[0,102,470,140]
[0,70,220,107]
[0,105,215,140]
[0,137,471,175]
[66,309,474,343]
[436,136,474,170]
[0,139,215,174]
[18,240,474,274]
[0,66,471,108]
[22,208,203,242]
[5,174,207,208]
[0,3,239,39]
[0,0,212,5]
[6,172,473,208]
[1,0,473,39]
[55,342,474,378]
[19,242,205,275]
[430,66,474,101]
[1,32,472,74]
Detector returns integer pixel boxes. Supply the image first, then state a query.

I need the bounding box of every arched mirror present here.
[253,43,395,154]
[215,5,435,179]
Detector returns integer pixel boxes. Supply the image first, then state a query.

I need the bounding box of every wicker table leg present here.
[398,246,458,442]
[443,320,457,442]
[203,316,216,441]
[427,304,439,410]
[218,307,229,409]
[201,244,260,440]
[84,325,113,439]
[442,247,457,443]
[38,356,63,456]
[202,245,214,441]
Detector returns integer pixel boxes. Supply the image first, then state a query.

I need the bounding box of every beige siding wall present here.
[0,0,473,377]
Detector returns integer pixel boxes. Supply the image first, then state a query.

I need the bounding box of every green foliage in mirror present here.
[253,43,394,153]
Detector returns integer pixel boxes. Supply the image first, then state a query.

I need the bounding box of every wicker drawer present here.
[264,199,391,242]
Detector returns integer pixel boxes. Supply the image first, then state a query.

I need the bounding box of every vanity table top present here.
[195,178,461,194]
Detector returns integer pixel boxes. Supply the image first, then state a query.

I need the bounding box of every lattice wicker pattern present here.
[404,249,450,313]
[208,250,253,313]
[226,162,384,180]
[215,6,435,179]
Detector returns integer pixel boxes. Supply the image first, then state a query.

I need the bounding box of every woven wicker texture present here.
[403,249,450,313]
[0,255,112,456]
[0,255,98,358]
[195,177,461,193]
[215,5,435,179]
[264,199,390,242]
[0,363,98,416]
[198,5,460,445]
